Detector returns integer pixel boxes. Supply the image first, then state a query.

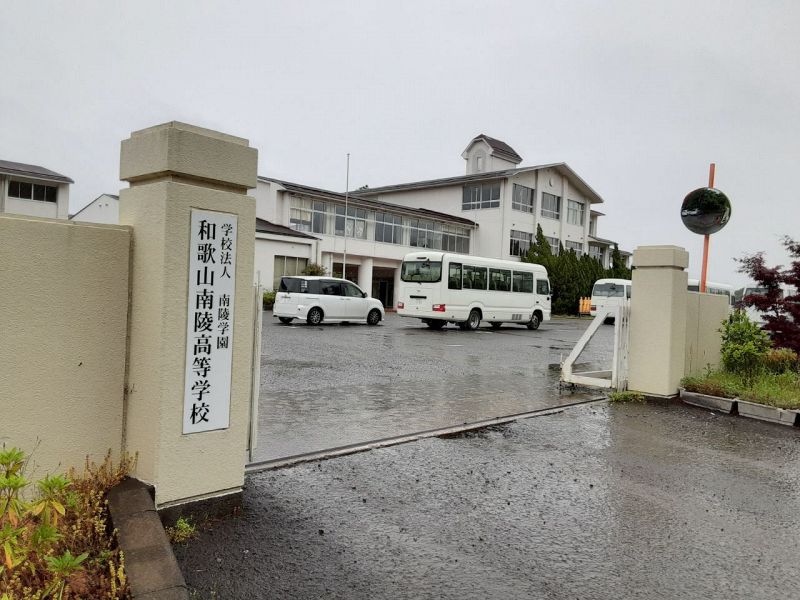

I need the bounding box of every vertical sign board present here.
[183,209,238,434]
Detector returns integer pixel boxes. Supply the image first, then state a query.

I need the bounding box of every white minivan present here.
[590,278,631,320]
[274,276,385,326]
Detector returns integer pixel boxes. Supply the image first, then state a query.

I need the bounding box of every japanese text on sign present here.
[183,209,238,433]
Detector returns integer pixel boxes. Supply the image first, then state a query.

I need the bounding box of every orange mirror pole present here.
[699,163,715,293]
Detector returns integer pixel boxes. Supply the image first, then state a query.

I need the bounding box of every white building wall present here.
[71,195,119,224]
[255,234,316,290]
[6,197,59,219]
[254,180,280,222]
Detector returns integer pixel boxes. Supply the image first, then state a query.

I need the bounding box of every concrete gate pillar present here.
[359,257,374,296]
[119,121,257,508]
[627,245,689,397]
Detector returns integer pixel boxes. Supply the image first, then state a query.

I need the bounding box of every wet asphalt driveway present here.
[176,400,800,599]
[253,313,612,462]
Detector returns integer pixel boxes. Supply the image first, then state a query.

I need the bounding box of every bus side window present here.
[449,263,462,290]
[626,285,631,299]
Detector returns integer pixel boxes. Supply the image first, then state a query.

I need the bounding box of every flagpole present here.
[342,153,350,279]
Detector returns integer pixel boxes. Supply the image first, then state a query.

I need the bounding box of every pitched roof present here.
[0,159,74,184]
[256,218,320,240]
[69,193,120,220]
[588,235,617,246]
[468,134,522,164]
[354,163,605,204]
[258,177,478,227]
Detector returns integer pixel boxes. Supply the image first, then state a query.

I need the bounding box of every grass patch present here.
[608,391,645,404]
[682,370,800,410]
[166,517,197,544]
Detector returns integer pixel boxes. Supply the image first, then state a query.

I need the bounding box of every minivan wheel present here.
[278,317,294,324]
[464,309,481,331]
[526,313,541,330]
[307,307,323,325]
[367,309,381,326]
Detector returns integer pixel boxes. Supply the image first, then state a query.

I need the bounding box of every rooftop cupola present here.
[461,134,522,175]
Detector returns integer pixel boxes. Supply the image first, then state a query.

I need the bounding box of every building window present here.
[565,240,583,254]
[509,230,533,257]
[374,211,403,244]
[462,182,501,210]
[8,180,57,203]
[589,218,597,236]
[335,206,368,239]
[441,223,470,254]
[589,245,603,262]
[541,193,561,220]
[512,184,534,213]
[545,236,560,255]
[476,155,483,172]
[273,255,309,289]
[567,200,584,226]
[289,197,328,234]
[408,218,440,249]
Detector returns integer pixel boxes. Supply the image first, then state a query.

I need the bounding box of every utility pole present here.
[342,153,350,279]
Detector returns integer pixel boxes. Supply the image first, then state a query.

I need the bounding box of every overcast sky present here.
[2,0,798,286]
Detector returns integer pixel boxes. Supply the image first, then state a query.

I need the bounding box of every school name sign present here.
[183,209,238,434]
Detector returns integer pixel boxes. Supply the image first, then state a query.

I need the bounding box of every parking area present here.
[178,401,800,599]
[253,312,613,463]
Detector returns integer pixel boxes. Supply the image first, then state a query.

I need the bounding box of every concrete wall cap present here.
[131,121,248,146]
[120,121,257,190]
[632,245,689,269]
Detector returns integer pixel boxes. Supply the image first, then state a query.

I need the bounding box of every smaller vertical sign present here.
[183,209,238,434]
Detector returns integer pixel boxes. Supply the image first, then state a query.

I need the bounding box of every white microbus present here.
[688,279,733,305]
[590,278,631,318]
[733,284,788,325]
[396,251,551,331]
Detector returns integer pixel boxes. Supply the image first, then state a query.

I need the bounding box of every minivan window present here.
[536,279,550,295]
[401,260,442,283]
[280,277,307,293]
[320,280,343,296]
[344,282,363,297]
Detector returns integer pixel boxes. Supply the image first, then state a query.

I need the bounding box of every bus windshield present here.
[592,282,624,297]
[401,260,442,283]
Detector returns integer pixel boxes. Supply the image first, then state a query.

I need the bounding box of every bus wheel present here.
[526,313,541,330]
[426,320,446,330]
[464,309,481,331]
[489,322,502,329]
